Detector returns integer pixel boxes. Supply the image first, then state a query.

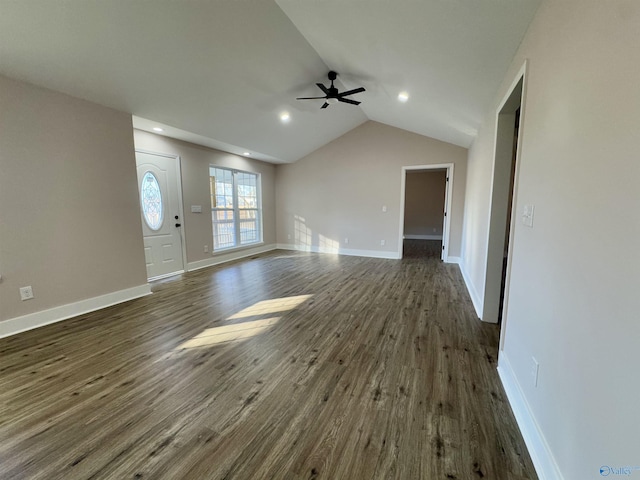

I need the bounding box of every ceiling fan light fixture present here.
[296,71,365,110]
[398,92,409,102]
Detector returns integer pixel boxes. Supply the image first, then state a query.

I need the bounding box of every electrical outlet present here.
[19,286,34,301]
[382,205,387,213]
[287,234,291,240]
[380,240,385,246]
[531,357,540,387]
[344,237,349,244]
[204,245,209,253]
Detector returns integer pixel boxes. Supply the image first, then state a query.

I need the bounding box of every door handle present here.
[175,223,181,227]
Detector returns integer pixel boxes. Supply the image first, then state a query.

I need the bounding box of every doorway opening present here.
[498,107,520,323]
[482,67,526,338]
[398,164,454,261]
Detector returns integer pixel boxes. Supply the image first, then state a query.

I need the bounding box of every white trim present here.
[148,270,185,281]
[175,155,188,273]
[187,244,277,272]
[0,284,152,339]
[494,59,529,344]
[499,60,528,348]
[277,243,400,260]
[498,60,529,114]
[443,165,454,261]
[135,148,181,160]
[498,353,564,480]
[482,59,528,326]
[403,234,443,240]
[458,261,483,318]
[445,255,461,264]
[398,164,454,261]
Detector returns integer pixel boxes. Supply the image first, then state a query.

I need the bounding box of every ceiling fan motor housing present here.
[327,71,338,96]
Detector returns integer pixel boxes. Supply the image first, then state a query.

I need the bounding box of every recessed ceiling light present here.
[152,127,164,132]
[398,92,409,102]
[280,112,290,122]
[243,152,251,156]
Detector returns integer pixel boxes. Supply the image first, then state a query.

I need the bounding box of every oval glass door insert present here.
[141,171,163,230]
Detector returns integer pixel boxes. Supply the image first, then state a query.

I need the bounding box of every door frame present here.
[135,149,188,280]
[398,163,454,261]
[482,60,528,355]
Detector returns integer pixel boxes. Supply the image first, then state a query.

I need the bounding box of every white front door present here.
[135,151,185,280]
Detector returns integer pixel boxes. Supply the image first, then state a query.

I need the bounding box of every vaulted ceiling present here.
[0,0,541,163]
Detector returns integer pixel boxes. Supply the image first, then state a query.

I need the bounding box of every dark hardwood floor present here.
[0,241,537,479]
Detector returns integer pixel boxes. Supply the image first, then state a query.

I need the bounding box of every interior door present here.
[135,151,185,280]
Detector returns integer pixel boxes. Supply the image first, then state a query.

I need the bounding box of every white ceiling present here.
[0,0,540,163]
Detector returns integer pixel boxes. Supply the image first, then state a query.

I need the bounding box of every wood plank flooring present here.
[0,241,537,479]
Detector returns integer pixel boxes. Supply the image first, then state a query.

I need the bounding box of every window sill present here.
[211,242,265,256]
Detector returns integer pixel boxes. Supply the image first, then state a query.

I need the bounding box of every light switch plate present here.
[191,205,202,213]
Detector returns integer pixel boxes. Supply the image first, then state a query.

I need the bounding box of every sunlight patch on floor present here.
[174,294,313,350]
[177,317,280,349]
[227,294,312,320]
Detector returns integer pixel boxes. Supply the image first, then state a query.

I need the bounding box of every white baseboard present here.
[403,234,443,240]
[445,256,461,264]
[148,270,186,281]
[498,353,564,480]
[276,243,401,260]
[458,260,483,318]
[0,284,152,339]
[187,243,277,272]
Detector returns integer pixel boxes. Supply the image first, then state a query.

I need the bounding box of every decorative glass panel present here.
[141,171,163,230]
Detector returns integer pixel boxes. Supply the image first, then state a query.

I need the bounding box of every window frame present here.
[209,166,263,252]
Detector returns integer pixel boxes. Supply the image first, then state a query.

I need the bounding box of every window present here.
[210,166,262,250]
[140,171,163,230]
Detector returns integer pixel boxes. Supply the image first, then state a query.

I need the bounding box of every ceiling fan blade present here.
[339,87,366,97]
[321,102,329,109]
[296,96,327,100]
[316,83,330,94]
[338,97,361,106]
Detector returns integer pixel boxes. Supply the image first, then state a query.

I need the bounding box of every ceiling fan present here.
[296,71,365,109]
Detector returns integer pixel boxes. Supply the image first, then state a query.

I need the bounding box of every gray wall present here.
[275,121,467,257]
[459,1,640,477]
[403,170,446,237]
[0,75,147,323]
[133,130,277,266]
